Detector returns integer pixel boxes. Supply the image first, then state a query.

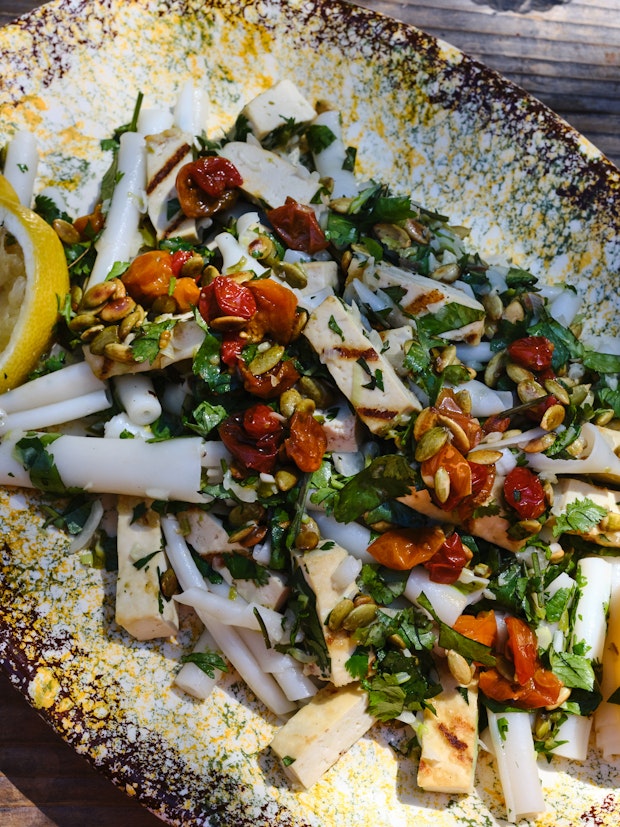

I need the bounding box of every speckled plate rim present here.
[1,1,620,826]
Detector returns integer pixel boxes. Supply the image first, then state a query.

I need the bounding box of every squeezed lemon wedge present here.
[0,184,70,392]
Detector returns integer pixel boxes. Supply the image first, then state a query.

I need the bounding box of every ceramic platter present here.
[1,1,620,825]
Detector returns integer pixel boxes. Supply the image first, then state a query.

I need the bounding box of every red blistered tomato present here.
[176,157,242,218]
[507,335,554,373]
[220,335,245,368]
[503,466,546,519]
[424,531,472,584]
[237,359,300,400]
[267,197,329,255]
[199,276,257,323]
[243,404,282,438]
[367,526,446,571]
[284,410,327,473]
[170,249,193,278]
[218,412,282,474]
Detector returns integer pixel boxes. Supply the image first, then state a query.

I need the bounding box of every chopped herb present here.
[181,650,228,678]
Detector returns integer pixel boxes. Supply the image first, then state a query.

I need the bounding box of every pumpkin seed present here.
[100,295,137,323]
[414,426,449,462]
[594,408,615,427]
[403,217,431,245]
[467,448,503,465]
[229,502,266,527]
[103,341,137,363]
[522,433,556,453]
[298,375,333,407]
[70,284,83,311]
[455,389,472,415]
[151,295,178,315]
[569,384,590,406]
[437,414,470,453]
[275,469,299,492]
[540,403,565,431]
[248,344,285,376]
[545,686,571,711]
[330,197,354,214]
[543,378,570,406]
[69,312,100,332]
[484,350,507,388]
[482,292,503,321]
[342,602,378,631]
[506,362,535,384]
[388,633,407,650]
[434,466,451,503]
[502,299,525,323]
[431,262,460,284]
[159,566,179,599]
[413,407,438,440]
[89,324,120,355]
[119,305,146,340]
[517,378,546,403]
[180,253,205,278]
[248,234,277,261]
[275,261,308,289]
[209,314,249,332]
[565,436,586,457]
[80,324,105,343]
[602,512,620,531]
[280,388,303,418]
[432,345,457,373]
[327,598,355,631]
[353,594,375,607]
[374,222,411,250]
[81,279,117,309]
[447,649,474,686]
[237,524,268,548]
[534,714,551,741]
[296,517,320,550]
[52,217,81,245]
[511,518,542,539]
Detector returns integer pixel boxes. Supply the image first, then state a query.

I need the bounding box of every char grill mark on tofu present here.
[146,141,192,194]
[331,345,378,362]
[404,287,445,316]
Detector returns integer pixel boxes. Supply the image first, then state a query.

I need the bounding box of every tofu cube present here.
[242,80,316,141]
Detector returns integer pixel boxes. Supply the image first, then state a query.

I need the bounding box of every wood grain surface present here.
[1,1,618,826]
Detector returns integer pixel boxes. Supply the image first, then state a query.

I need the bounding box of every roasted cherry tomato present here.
[421,443,473,512]
[435,389,482,451]
[507,335,554,373]
[453,610,498,649]
[176,157,242,218]
[220,335,245,368]
[170,249,193,278]
[367,525,446,571]
[284,409,327,473]
[457,460,496,522]
[424,531,471,584]
[504,616,538,684]
[267,197,329,254]
[479,665,564,710]
[237,359,300,400]
[218,412,282,474]
[503,466,546,519]
[243,403,282,438]
[482,413,511,435]
[246,278,301,345]
[73,203,105,239]
[122,249,199,311]
[199,276,257,323]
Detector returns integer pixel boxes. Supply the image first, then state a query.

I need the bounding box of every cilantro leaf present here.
[130,318,177,364]
[417,302,484,337]
[552,498,607,538]
[14,434,78,495]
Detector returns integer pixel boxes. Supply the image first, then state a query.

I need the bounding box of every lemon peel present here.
[0,195,70,393]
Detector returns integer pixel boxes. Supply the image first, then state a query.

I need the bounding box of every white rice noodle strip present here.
[552,556,611,760]
[103,413,152,440]
[455,341,494,365]
[174,587,285,644]
[114,374,162,426]
[0,362,106,414]
[173,627,223,700]
[214,230,267,276]
[66,498,105,554]
[548,288,582,328]
[138,108,174,135]
[161,514,208,591]
[310,512,376,565]
[527,423,620,480]
[88,131,146,287]
[161,519,294,716]
[486,710,544,823]
[0,389,111,436]
[237,629,318,702]
[311,110,358,198]
[534,571,576,652]
[3,130,38,206]
[595,560,620,759]
[173,80,208,136]
[405,568,485,627]
[0,432,207,502]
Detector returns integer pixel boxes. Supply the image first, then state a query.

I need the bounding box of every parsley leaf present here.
[181,650,227,678]
[333,455,418,523]
[130,319,177,364]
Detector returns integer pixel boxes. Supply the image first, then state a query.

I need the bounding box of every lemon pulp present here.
[0,191,70,393]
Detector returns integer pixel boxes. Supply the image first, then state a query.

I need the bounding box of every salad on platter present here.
[1,76,620,823]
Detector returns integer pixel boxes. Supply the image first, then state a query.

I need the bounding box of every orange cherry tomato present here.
[122,250,174,306]
[176,157,242,218]
[284,410,327,473]
[453,610,498,649]
[246,278,300,345]
[504,616,538,685]
[73,203,105,239]
[421,443,472,512]
[367,526,447,571]
[171,277,200,312]
[479,666,563,710]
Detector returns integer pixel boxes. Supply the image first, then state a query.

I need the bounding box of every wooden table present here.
[0,2,618,826]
